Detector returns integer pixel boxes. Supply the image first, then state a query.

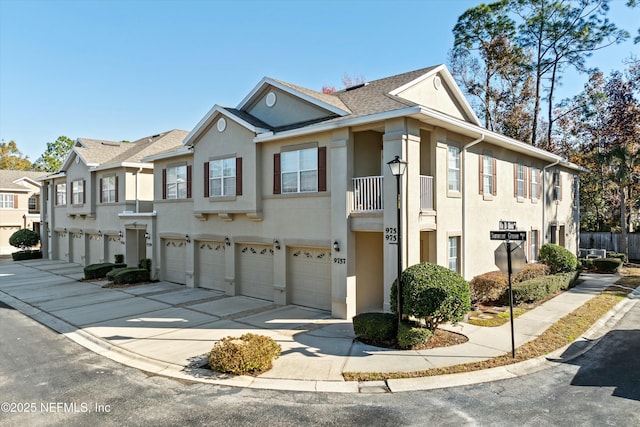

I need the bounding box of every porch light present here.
[185,234,191,243]
[387,155,407,332]
[333,241,340,252]
[98,230,102,238]
[225,237,231,246]
[274,240,281,250]
[118,231,123,239]
[144,232,150,240]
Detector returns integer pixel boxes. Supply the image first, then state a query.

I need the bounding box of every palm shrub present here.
[538,244,577,273]
[390,262,471,331]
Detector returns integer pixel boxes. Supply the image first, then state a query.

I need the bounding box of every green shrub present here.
[397,322,433,349]
[138,258,152,272]
[391,262,471,331]
[106,266,127,281]
[9,229,40,249]
[592,258,623,273]
[111,268,150,285]
[606,252,627,263]
[505,271,579,304]
[114,254,124,264]
[352,312,397,345]
[84,263,116,279]
[578,258,595,270]
[538,244,577,273]
[208,333,281,375]
[469,271,508,303]
[11,250,43,261]
[513,263,551,283]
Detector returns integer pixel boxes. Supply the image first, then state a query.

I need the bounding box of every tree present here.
[321,73,365,94]
[511,0,628,150]
[34,136,74,172]
[0,140,33,170]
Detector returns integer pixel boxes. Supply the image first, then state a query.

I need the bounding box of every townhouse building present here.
[0,170,46,254]
[137,65,582,319]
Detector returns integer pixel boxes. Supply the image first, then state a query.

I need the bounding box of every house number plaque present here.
[385,227,398,243]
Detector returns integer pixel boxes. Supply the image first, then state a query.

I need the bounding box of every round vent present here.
[265,91,277,107]
[216,118,227,132]
[434,76,442,90]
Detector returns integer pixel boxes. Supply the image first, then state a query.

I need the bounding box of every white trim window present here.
[209,157,236,197]
[448,146,460,192]
[448,236,460,273]
[483,155,494,195]
[282,148,317,193]
[0,193,14,208]
[28,196,37,211]
[166,165,187,199]
[56,183,66,206]
[72,180,84,205]
[516,164,526,197]
[530,230,539,262]
[102,176,116,203]
[531,167,540,199]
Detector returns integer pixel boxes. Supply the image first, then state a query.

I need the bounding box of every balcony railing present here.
[351,175,434,213]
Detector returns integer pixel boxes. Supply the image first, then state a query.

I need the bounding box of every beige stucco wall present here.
[248,86,333,128]
[396,73,468,122]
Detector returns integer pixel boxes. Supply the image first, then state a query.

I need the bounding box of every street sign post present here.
[490,228,527,358]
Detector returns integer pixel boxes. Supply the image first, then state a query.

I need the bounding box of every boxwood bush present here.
[391,262,471,331]
[11,249,43,261]
[592,258,623,273]
[138,258,152,272]
[513,263,550,283]
[469,271,508,304]
[397,322,433,349]
[352,312,397,345]
[505,271,579,304]
[606,252,627,263]
[538,244,577,273]
[209,333,281,375]
[106,265,127,281]
[110,268,150,285]
[84,263,117,280]
[9,229,39,249]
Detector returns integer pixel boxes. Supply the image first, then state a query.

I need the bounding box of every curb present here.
[1,286,637,393]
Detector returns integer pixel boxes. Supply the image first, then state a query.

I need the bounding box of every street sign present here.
[490,231,527,241]
[494,242,527,275]
[499,220,517,230]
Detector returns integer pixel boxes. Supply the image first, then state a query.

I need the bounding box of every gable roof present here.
[0,170,46,191]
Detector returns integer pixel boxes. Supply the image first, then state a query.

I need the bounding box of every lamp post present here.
[387,155,407,331]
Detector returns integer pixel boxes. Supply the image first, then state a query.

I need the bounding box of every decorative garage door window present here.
[241,246,274,256]
[199,242,225,251]
[292,249,329,260]
[166,240,186,248]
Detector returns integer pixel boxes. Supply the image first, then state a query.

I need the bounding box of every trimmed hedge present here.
[513,263,550,283]
[397,322,433,349]
[606,252,627,263]
[106,265,127,281]
[9,229,39,249]
[84,263,116,279]
[138,258,152,272]
[592,258,623,273]
[469,271,508,303]
[110,268,150,285]
[539,244,578,273]
[391,262,471,331]
[353,312,397,345]
[209,333,281,375]
[11,250,43,261]
[505,271,579,304]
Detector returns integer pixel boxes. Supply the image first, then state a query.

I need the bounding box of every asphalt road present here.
[1,300,639,427]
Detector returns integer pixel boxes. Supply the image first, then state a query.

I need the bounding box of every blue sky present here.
[1,0,638,162]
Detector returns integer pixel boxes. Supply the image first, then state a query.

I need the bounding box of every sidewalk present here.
[0,259,637,393]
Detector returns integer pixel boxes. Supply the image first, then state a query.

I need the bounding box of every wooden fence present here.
[579,232,640,260]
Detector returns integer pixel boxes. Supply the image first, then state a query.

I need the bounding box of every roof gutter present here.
[462,133,485,279]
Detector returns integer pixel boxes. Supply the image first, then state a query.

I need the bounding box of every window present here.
[515,163,527,198]
[0,193,14,208]
[56,183,66,206]
[274,146,326,195]
[101,176,117,203]
[163,165,190,199]
[530,167,540,199]
[448,146,460,192]
[28,196,37,211]
[209,157,236,197]
[479,154,496,196]
[71,180,84,205]
[448,236,460,273]
[553,171,562,201]
[530,230,539,262]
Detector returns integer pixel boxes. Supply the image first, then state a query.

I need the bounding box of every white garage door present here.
[237,244,274,301]
[0,226,20,255]
[288,247,332,311]
[163,239,186,284]
[196,241,226,291]
[71,233,84,264]
[106,235,121,264]
[88,234,102,264]
[56,231,68,261]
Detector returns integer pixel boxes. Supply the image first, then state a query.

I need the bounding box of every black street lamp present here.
[387,155,407,331]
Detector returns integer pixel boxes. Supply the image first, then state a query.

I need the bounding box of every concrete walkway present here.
[0,258,637,393]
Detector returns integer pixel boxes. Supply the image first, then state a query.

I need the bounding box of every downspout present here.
[542,159,560,245]
[135,167,143,213]
[462,133,484,279]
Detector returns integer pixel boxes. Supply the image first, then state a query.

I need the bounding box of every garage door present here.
[106,235,121,264]
[0,226,20,255]
[196,241,226,291]
[163,239,186,284]
[237,244,274,301]
[288,247,332,311]
[56,231,68,261]
[71,233,84,264]
[88,234,102,264]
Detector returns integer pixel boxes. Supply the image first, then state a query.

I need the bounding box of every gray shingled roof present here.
[270,78,352,114]
[75,138,131,165]
[0,170,47,190]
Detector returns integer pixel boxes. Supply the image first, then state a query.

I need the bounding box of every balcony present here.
[350,175,434,213]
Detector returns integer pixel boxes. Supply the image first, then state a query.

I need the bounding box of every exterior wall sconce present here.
[185,234,191,243]
[225,237,231,246]
[79,230,84,236]
[144,232,150,240]
[274,240,281,250]
[333,241,340,252]
[118,231,123,239]
[98,230,102,238]
[64,228,67,232]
